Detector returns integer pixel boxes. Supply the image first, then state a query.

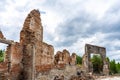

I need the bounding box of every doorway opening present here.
[90,54,103,74]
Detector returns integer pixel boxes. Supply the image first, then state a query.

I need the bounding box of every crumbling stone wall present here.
[20,11,43,79]
[54,49,76,69]
[62,49,70,65]
[0,40,23,80]
[8,43,23,80]
[20,9,55,80]
[0,9,111,80]
[70,53,76,65]
[20,9,77,80]
[35,42,54,72]
[54,51,65,65]
[0,9,77,80]
[82,44,109,75]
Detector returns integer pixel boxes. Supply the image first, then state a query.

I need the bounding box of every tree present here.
[76,55,82,65]
[106,57,110,62]
[0,49,5,62]
[91,55,103,73]
[116,62,120,74]
[110,59,117,74]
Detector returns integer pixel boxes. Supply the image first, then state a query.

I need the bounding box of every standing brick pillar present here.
[20,9,43,80]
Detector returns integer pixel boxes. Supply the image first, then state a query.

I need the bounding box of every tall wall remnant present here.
[82,44,109,75]
[0,9,77,80]
[20,9,54,80]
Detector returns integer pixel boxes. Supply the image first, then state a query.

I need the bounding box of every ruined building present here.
[0,9,109,80]
[82,44,109,75]
[0,9,77,80]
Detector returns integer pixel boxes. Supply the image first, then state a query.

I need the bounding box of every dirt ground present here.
[95,76,120,80]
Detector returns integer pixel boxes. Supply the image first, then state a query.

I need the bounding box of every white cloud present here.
[42,10,63,34]
[83,0,113,18]
[0,0,120,61]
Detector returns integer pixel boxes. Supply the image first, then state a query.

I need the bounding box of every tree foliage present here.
[0,49,5,62]
[109,59,120,74]
[91,55,103,73]
[76,53,120,75]
[110,59,117,74]
[76,55,82,65]
[116,62,120,73]
[91,55,120,74]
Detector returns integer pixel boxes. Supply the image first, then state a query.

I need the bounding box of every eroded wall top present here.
[20,9,43,45]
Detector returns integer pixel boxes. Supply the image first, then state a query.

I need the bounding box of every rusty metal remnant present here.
[82,44,109,75]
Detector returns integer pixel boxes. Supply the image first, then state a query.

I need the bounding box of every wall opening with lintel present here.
[82,44,109,75]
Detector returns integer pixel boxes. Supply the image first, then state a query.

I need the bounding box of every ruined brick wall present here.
[0,43,12,79]
[0,32,23,80]
[20,9,43,45]
[55,51,64,65]
[0,9,77,80]
[9,43,23,80]
[82,44,109,75]
[20,9,54,80]
[35,42,54,72]
[70,53,76,65]
[0,43,23,80]
[54,49,70,65]
[62,49,70,65]
[20,9,43,80]
[54,49,76,69]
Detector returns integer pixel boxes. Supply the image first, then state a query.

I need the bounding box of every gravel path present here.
[96,76,120,80]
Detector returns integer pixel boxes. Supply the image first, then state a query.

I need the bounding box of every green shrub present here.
[0,50,5,62]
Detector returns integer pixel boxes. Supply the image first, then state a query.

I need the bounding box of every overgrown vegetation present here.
[109,59,120,74]
[0,49,5,62]
[76,55,82,65]
[76,55,120,75]
[91,55,103,73]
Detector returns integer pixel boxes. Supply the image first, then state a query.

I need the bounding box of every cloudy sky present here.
[0,0,120,62]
